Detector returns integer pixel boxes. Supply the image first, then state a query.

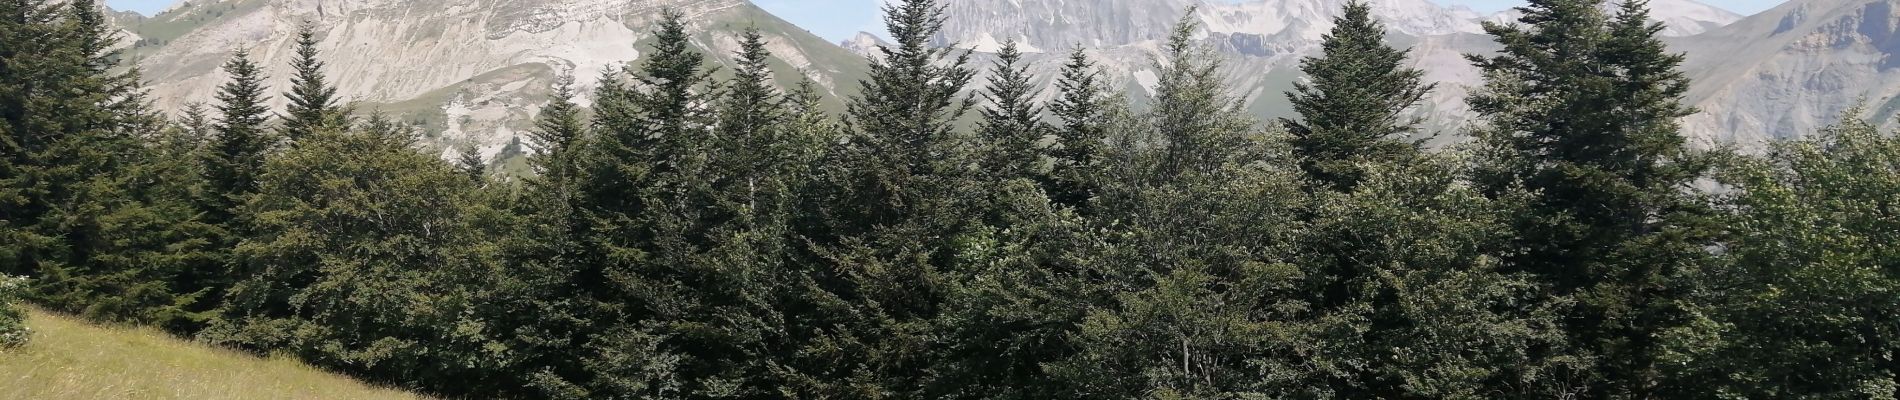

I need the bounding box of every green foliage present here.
[205,127,500,394]
[6,0,1894,399]
[1683,112,1900,399]
[1283,0,1432,191]
[1467,0,1717,396]
[0,275,29,348]
[1047,48,1109,212]
[280,23,347,144]
[205,49,275,222]
[976,39,1050,182]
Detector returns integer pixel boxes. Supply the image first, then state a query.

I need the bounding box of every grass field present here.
[0,308,426,400]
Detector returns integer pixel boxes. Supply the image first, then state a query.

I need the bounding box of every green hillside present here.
[0,309,425,400]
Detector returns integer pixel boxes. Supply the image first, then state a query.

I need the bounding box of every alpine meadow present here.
[5,0,1900,398]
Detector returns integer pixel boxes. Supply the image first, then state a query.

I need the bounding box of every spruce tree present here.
[1467,0,1713,395]
[976,39,1049,182]
[1282,0,1432,191]
[1047,47,1107,211]
[280,22,346,144]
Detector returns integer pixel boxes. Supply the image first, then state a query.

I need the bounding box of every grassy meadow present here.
[0,308,425,400]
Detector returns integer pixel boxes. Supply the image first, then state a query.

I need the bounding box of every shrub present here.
[0,275,30,348]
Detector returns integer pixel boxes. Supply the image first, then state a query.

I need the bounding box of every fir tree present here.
[1467,0,1713,395]
[714,27,786,210]
[529,73,586,183]
[1282,0,1432,191]
[457,145,487,183]
[1050,12,1303,398]
[798,0,980,395]
[1047,47,1107,211]
[976,39,1049,182]
[571,9,724,396]
[204,49,274,222]
[280,22,346,144]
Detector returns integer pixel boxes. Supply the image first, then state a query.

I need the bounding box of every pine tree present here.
[1466,0,1713,395]
[1047,47,1107,211]
[1282,0,1432,191]
[280,22,346,144]
[976,39,1049,182]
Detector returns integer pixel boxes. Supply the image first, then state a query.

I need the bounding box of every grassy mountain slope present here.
[0,309,424,400]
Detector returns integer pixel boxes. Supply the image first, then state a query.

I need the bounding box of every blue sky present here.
[108,0,1791,41]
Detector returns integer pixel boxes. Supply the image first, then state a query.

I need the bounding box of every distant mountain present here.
[1675,0,1900,143]
[115,0,1891,159]
[113,0,866,168]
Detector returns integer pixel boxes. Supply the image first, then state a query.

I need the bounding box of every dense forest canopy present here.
[2,0,1897,398]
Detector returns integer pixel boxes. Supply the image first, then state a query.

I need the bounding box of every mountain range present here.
[104,0,1900,165]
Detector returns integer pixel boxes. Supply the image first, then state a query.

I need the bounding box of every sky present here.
[107,0,1792,42]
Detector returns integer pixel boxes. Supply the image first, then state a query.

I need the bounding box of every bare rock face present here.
[1677,0,1900,144]
[839,30,888,58]
[121,0,864,167]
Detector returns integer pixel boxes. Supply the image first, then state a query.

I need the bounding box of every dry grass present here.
[0,308,426,400]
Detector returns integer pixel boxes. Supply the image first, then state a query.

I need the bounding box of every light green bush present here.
[0,275,30,348]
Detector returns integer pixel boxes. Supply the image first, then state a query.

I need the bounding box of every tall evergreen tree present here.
[457,145,486,183]
[793,0,982,395]
[204,49,274,222]
[1047,47,1107,212]
[1282,0,1433,191]
[280,22,346,144]
[976,39,1049,182]
[1466,0,1713,396]
[571,9,726,397]
[1050,12,1306,398]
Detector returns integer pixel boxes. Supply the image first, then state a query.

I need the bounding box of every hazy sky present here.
[106,0,1793,42]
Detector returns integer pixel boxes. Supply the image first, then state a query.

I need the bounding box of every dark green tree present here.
[1046,47,1108,212]
[570,8,725,397]
[1684,112,1900,399]
[457,145,487,183]
[1282,0,1432,191]
[975,39,1049,182]
[486,72,597,398]
[206,127,501,396]
[204,49,274,222]
[1048,13,1306,398]
[280,22,347,144]
[1466,0,1714,396]
[793,0,983,395]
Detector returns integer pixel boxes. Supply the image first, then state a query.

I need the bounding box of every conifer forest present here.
[2,0,1898,398]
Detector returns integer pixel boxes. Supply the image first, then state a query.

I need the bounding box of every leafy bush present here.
[0,275,29,348]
